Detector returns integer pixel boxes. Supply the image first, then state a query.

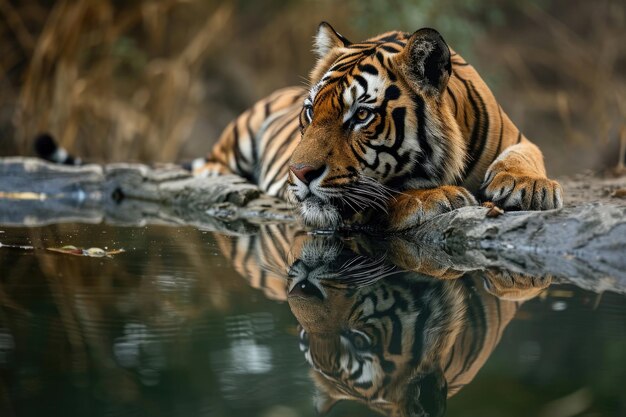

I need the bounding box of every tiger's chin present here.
[299,197,343,230]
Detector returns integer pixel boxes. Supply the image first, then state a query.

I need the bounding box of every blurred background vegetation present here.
[0,0,624,175]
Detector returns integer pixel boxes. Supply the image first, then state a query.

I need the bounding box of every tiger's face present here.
[288,23,465,228]
[286,236,465,417]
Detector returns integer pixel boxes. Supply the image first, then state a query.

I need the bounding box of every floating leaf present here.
[486,206,505,218]
[55,245,83,255]
[611,188,626,199]
[47,246,125,258]
[84,247,106,257]
[483,202,505,218]
[102,249,125,256]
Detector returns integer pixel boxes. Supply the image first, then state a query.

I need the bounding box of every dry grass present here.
[475,0,626,173]
[5,0,233,162]
[0,0,351,163]
[0,0,624,172]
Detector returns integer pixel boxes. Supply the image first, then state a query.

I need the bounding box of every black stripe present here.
[261,118,298,173]
[459,77,490,178]
[261,230,286,272]
[272,225,290,270]
[444,344,456,372]
[388,313,403,355]
[447,86,458,117]
[381,45,401,53]
[410,93,435,179]
[229,239,237,261]
[376,34,404,43]
[329,56,361,73]
[340,50,373,59]
[259,269,267,290]
[494,297,502,333]
[263,126,301,188]
[353,380,373,389]
[358,63,379,75]
[325,173,356,182]
[495,106,504,157]
[356,139,368,156]
[375,51,386,66]
[313,89,333,106]
[453,280,487,381]
[410,290,432,365]
[242,237,256,277]
[230,123,248,176]
[350,142,371,168]
[245,111,257,166]
[353,74,369,91]
[390,107,406,152]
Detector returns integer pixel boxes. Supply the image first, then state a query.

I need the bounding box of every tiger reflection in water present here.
[214,225,550,417]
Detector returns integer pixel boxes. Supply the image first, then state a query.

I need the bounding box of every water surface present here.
[0,223,624,417]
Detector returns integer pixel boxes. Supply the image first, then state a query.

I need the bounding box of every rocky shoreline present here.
[2,157,625,291]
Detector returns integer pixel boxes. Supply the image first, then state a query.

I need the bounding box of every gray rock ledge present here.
[1,157,625,288]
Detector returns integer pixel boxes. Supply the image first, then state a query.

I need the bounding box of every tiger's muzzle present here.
[288,163,345,229]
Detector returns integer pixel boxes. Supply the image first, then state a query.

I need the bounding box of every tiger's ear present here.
[314,22,351,58]
[399,28,451,96]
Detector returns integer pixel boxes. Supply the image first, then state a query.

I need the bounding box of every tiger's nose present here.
[289,280,324,300]
[289,163,326,185]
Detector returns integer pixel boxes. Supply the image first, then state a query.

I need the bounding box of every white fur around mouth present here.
[299,197,342,229]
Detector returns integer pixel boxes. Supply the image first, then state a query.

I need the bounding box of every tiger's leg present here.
[385,238,465,279]
[482,269,551,301]
[343,235,465,279]
[481,139,563,210]
[387,186,477,231]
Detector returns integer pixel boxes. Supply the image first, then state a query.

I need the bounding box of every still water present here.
[0,223,624,417]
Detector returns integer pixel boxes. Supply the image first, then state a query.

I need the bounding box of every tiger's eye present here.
[353,334,367,349]
[354,108,371,122]
[304,105,313,123]
[349,330,371,350]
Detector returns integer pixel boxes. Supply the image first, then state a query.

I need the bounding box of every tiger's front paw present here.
[481,167,563,211]
[387,186,477,231]
[483,269,552,301]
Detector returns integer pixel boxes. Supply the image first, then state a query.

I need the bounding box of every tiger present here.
[212,224,551,417]
[195,22,563,230]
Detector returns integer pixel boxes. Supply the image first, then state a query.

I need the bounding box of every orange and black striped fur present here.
[213,225,550,417]
[197,23,563,230]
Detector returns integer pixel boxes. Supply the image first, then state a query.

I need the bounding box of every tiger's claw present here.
[481,168,563,211]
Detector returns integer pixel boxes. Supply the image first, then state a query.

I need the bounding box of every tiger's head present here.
[288,23,465,228]
[286,236,467,417]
